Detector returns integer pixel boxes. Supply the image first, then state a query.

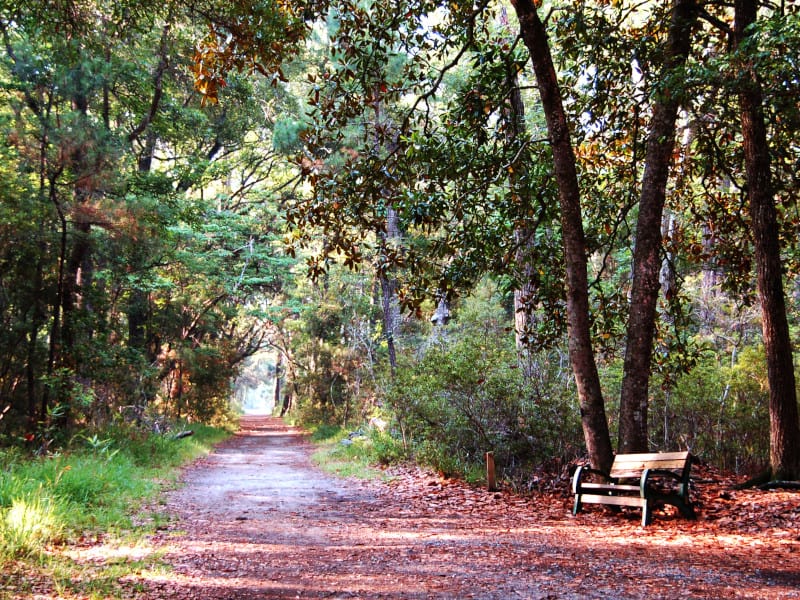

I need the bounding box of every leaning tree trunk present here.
[511,0,613,472]
[734,0,800,480]
[618,0,698,453]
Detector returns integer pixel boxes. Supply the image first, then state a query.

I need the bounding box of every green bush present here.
[309,423,343,442]
[369,428,407,465]
[649,345,771,474]
[387,333,582,483]
[0,493,63,558]
[311,428,397,479]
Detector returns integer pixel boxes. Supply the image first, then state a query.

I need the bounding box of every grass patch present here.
[310,427,406,480]
[0,422,231,598]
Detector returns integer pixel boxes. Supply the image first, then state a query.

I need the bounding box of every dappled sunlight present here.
[1,496,62,556]
[134,567,432,598]
[145,512,800,599]
[142,494,800,599]
[130,416,800,599]
[61,540,156,564]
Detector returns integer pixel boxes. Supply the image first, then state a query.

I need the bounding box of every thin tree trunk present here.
[44,178,67,422]
[511,0,613,472]
[379,207,400,375]
[273,353,282,416]
[28,138,49,424]
[734,0,800,480]
[373,92,401,377]
[505,55,538,355]
[618,0,698,453]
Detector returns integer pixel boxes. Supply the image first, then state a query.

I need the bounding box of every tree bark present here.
[618,0,698,453]
[511,0,613,472]
[379,205,400,377]
[273,352,283,416]
[734,0,800,480]
[504,55,538,354]
[374,91,401,377]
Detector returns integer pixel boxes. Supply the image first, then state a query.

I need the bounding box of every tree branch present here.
[128,20,172,143]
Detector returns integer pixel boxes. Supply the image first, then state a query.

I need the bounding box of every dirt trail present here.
[135,415,800,599]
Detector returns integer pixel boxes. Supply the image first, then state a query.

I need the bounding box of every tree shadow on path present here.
[133,415,800,599]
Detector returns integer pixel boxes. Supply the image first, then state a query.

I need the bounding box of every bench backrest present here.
[609,451,691,480]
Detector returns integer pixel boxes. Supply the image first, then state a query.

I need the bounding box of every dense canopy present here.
[0,0,799,482]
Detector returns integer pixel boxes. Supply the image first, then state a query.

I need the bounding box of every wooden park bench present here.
[572,451,695,527]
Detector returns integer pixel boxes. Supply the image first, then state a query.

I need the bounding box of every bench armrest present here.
[572,465,614,493]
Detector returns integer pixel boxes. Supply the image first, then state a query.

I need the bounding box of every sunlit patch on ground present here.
[125,415,800,600]
[61,541,156,564]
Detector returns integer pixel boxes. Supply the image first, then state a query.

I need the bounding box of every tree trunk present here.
[273,352,283,416]
[511,0,613,472]
[60,217,92,359]
[618,0,698,453]
[27,191,48,424]
[378,205,400,375]
[428,295,451,346]
[128,131,160,364]
[373,92,401,377]
[504,55,538,355]
[734,0,800,480]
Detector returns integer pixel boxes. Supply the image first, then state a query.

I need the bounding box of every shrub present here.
[0,494,63,558]
[649,345,771,474]
[387,333,582,483]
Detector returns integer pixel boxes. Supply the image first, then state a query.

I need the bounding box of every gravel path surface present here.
[132,415,800,599]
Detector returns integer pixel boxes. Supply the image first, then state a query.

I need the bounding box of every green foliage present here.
[369,428,407,465]
[385,288,582,483]
[286,266,387,428]
[0,424,229,563]
[309,423,343,442]
[0,1,304,438]
[647,345,771,474]
[2,0,799,499]
[0,494,63,558]
[311,426,405,480]
[272,115,306,153]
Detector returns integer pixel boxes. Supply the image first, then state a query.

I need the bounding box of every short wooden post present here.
[485,451,497,492]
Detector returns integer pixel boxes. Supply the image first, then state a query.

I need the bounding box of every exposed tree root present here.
[733,470,771,490]
[756,480,800,491]
[733,470,800,491]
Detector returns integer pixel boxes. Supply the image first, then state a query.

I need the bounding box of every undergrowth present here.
[310,424,406,481]
[0,423,230,598]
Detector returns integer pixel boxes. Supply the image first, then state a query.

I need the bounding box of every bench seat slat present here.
[575,494,648,508]
[578,482,640,493]
[611,461,688,474]
[609,451,690,461]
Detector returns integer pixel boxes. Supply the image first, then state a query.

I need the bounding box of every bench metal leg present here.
[641,502,653,527]
[676,499,696,520]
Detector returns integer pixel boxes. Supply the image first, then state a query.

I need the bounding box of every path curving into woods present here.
[133,415,799,599]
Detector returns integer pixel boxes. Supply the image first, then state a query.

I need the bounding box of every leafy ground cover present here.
[131,418,800,598]
[2,416,798,599]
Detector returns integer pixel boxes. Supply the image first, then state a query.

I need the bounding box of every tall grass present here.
[0,423,229,562]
